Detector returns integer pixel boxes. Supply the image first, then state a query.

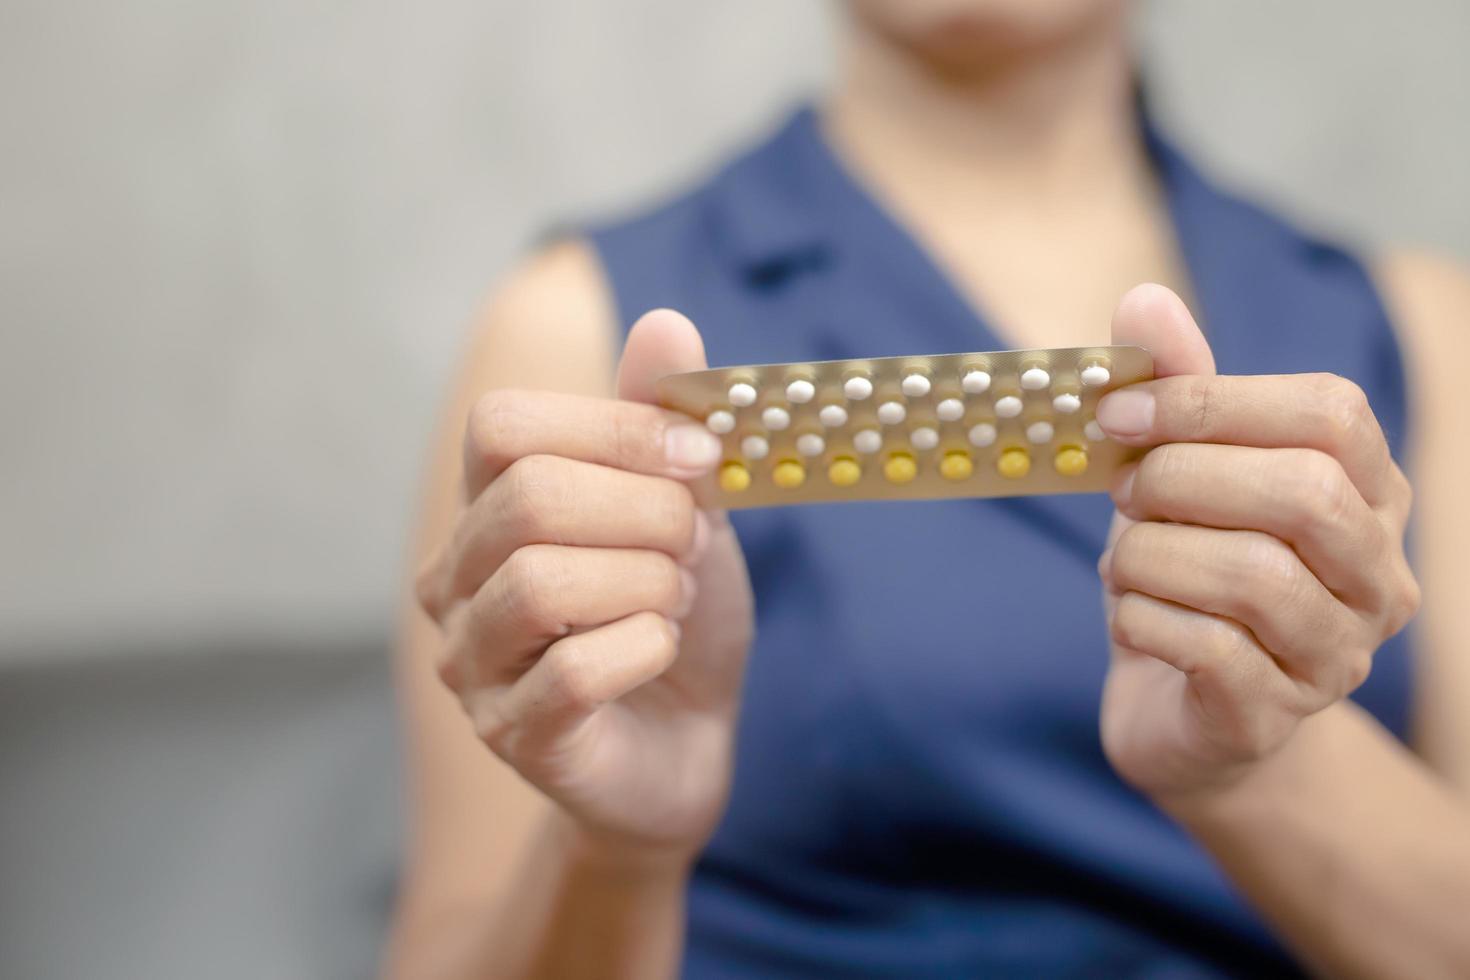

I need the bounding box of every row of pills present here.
[717,444,1091,493]
[712,394,1090,433]
[727,415,1106,462]
[709,357,1112,436]
[724,358,1111,407]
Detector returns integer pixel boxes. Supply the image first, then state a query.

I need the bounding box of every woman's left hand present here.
[1096,285,1421,804]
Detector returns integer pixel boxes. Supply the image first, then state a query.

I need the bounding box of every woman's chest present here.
[718,493,1414,856]
[731,498,1115,784]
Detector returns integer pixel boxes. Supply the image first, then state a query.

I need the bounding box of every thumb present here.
[614,304,736,544]
[1098,283,1215,564]
[1110,283,1215,380]
[616,308,710,405]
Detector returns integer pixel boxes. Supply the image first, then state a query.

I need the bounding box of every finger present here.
[1112,444,1392,609]
[1096,372,1400,513]
[438,545,694,691]
[1108,521,1371,698]
[462,389,722,500]
[481,611,681,758]
[616,308,737,516]
[616,308,711,404]
[1110,283,1216,379]
[1106,284,1405,519]
[1097,281,1214,623]
[1109,591,1308,760]
[438,455,704,609]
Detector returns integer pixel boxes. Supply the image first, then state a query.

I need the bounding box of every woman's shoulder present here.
[471,103,809,391]
[586,107,814,257]
[1365,249,1470,470]
[1373,248,1470,430]
[464,238,619,396]
[1375,249,1470,359]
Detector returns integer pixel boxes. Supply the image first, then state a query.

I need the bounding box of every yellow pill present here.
[996,447,1031,479]
[939,450,974,481]
[884,452,918,484]
[772,459,806,489]
[828,456,862,487]
[1054,446,1088,477]
[718,461,751,493]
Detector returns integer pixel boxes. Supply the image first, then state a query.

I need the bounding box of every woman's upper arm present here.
[391,238,620,941]
[1376,249,1470,792]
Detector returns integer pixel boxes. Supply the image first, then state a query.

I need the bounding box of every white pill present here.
[1084,419,1106,442]
[968,422,998,447]
[741,434,770,459]
[785,378,816,403]
[796,433,826,457]
[1081,363,1111,387]
[1052,392,1082,415]
[910,426,939,451]
[1026,421,1055,444]
[853,429,883,454]
[995,395,1023,418]
[761,406,791,430]
[728,382,758,407]
[1021,367,1051,390]
[705,410,736,434]
[901,373,932,397]
[961,369,992,394]
[876,401,907,425]
[818,404,849,428]
[844,376,874,400]
[936,397,965,422]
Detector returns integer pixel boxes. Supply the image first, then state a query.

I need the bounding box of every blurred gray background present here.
[1,1,1466,977]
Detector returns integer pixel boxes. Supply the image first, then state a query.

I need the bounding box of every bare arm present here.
[386,240,752,978]
[1164,254,1470,979]
[1388,252,1470,794]
[1164,702,1470,979]
[386,239,636,978]
[1096,264,1470,978]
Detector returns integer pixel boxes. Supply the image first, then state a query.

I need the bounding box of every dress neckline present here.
[761,102,1238,556]
[772,102,1236,369]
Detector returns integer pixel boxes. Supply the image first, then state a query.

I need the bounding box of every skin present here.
[389,2,1470,977]
[417,320,751,858]
[1098,285,1420,800]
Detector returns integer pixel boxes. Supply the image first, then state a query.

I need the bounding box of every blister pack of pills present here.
[656,346,1154,509]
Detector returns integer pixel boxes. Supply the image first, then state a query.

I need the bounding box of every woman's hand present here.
[415,309,754,865]
[1096,285,1420,804]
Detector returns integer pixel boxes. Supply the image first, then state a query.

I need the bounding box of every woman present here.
[389,1,1470,976]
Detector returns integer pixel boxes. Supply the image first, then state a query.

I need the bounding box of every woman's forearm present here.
[390,810,692,980]
[1162,702,1470,979]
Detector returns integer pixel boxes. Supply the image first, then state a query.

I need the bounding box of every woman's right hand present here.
[415,309,754,866]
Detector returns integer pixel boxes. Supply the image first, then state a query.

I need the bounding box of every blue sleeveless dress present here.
[589,106,1413,978]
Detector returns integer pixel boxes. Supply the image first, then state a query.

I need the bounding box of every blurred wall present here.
[4,0,1468,664]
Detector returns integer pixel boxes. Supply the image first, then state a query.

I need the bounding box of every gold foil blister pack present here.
[656,346,1154,509]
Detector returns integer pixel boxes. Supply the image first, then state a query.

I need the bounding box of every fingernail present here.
[676,568,699,618]
[666,424,722,470]
[1096,389,1155,438]
[683,510,710,567]
[1096,548,1114,584]
[1112,466,1137,508]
